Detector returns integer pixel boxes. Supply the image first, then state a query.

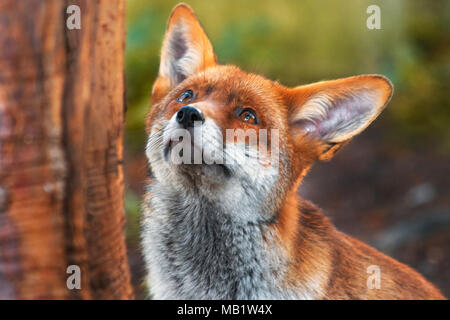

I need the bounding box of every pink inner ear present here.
[170,29,188,60]
[168,27,189,84]
[295,92,376,142]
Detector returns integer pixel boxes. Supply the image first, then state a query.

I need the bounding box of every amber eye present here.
[177,90,194,103]
[236,107,258,125]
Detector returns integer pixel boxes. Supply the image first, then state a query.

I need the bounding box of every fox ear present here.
[285,75,393,160]
[152,4,217,103]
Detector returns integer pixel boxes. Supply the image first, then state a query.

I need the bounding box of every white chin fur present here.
[146,117,279,207]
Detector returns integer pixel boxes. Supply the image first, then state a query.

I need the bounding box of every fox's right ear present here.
[152,4,217,104]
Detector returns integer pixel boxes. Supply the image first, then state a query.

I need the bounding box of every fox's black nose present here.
[176,106,204,128]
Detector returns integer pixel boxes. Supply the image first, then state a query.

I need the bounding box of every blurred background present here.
[124,0,450,298]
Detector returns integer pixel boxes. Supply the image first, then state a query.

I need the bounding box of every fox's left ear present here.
[284,75,393,160]
[152,4,217,104]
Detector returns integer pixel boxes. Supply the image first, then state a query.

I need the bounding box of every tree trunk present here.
[0,0,133,299]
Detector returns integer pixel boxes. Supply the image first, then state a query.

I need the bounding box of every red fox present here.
[141,3,445,299]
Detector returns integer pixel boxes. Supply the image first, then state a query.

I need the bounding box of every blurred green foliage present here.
[126,0,450,154]
[124,190,141,241]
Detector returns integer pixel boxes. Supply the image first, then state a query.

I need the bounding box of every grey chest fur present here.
[141,184,297,299]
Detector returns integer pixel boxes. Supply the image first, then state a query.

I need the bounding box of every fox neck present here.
[144,175,331,299]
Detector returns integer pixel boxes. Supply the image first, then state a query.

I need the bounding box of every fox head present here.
[146,4,393,217]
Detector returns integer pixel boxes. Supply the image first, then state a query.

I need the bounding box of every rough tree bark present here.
[0,0,134,299]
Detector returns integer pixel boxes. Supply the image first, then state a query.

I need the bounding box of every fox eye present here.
[236,107,258,125]
[177,90,194,103]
